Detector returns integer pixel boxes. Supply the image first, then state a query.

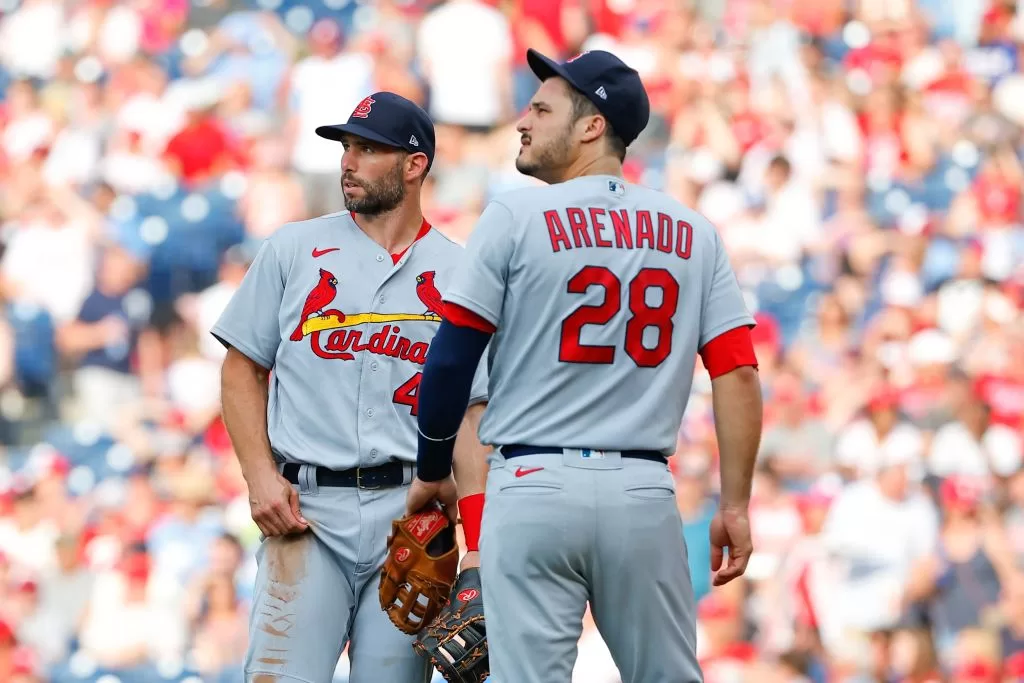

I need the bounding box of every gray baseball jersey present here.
[444,174,754,454]
[212,211,488,470]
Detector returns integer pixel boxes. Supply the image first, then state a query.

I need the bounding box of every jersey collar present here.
[390,218,432,265]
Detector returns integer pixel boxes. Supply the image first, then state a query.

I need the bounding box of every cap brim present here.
[315,122,403,150]
[527,48,581,91]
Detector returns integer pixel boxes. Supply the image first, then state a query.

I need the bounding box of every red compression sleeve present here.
[700,326,758,379]
[458,493,485,552]
[443,302,497,334]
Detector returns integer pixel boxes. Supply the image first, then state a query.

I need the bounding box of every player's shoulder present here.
[264,211,353,250]
[415,226,471,264]
[487,184,563,215]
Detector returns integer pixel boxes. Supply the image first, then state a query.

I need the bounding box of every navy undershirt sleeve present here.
[416,320,492,481]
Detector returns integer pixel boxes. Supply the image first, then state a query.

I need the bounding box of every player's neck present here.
[353,201,425,254]
[559,155,623,183]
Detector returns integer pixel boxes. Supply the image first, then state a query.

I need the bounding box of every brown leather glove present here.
[379,507,459,635]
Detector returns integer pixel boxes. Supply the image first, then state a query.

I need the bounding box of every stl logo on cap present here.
[351,96,375,119]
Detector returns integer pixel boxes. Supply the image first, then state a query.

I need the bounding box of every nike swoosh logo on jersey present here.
[312,247,340,258]
[514,466,544,478]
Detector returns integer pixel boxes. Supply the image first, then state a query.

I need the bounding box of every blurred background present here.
[1,0,1024,681]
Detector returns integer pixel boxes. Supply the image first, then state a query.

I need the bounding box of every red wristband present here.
[458,493,485,552]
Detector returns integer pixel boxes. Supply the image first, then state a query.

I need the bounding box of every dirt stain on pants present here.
[255,532,312,674]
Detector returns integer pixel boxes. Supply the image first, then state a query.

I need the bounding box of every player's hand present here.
[247,469,309,537]
[709,504,752,586]
[406,475,458,523]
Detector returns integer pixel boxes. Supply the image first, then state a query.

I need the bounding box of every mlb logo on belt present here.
[581,449,606,459]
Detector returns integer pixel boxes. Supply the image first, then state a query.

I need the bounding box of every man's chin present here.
[515,157,540,178]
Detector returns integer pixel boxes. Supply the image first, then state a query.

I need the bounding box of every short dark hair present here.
[567,87,628,162]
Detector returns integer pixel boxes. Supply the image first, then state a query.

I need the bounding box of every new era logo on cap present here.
[595,86,608,100]
[409,135,419,147]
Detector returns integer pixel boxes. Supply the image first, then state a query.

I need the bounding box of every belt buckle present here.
[356,467,381,490]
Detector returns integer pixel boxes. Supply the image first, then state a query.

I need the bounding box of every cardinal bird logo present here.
[290,268,339,341]
[415,271,444,317]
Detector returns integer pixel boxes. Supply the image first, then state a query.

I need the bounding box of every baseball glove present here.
[379,507,459,635]
[414,567,488,683]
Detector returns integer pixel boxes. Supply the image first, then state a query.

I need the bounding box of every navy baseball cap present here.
[316,91,435,167]
[526,49,650,146]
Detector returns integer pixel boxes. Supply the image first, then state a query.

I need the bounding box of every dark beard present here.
[515,126,574,180]
[343,162,406,215]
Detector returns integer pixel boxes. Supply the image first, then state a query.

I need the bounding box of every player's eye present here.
[362,145,373,153]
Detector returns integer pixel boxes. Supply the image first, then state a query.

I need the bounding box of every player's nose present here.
[341,151,357,175]
[515,113,531,134]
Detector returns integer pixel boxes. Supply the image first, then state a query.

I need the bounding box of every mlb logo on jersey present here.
[580,449,606,460]
[608,180,624,196]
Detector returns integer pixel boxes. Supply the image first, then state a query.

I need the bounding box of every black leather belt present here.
[501,444,666,463]
[281,461,408,489]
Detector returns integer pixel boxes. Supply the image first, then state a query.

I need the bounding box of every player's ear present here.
[578,115,606,145]
[405,152,430,183]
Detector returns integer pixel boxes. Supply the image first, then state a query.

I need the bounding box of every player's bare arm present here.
[452,401,490,570]
[709,363,762,586]
[220,346,308,537]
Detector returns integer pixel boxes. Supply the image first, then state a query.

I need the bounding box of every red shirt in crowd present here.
[972,169,1022,226]
[975,374,1024,429]
[163,115,237,186]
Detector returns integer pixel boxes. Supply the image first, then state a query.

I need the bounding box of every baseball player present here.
[405,50,764,683]
[213,91,489,683]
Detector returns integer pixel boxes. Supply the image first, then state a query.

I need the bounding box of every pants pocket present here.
[498,482,563,495]
[623,484,676,500]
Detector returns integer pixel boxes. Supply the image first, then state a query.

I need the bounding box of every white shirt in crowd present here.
[835,419,926,478]
[117,91,188,156]
[417,0,512,128]
[929,421,1023,478]
[194,281,239,361]
[0,517,59,575]
[166,356,222,415]
[0,217,95,324]
[1,112,54,164]
[0,0,64,79]
[822,479,938,633]
[43,127,103,188]
[78,571,188,665]
[289,50,375,174]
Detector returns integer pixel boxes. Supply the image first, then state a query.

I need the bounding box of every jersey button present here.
[376,254,385,262]
[366,408,375,417]
[370,449,378,457]
[370,361,379,371]
[379,295,386,304]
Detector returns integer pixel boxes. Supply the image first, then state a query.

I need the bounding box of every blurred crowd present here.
[1,0,1024,681]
